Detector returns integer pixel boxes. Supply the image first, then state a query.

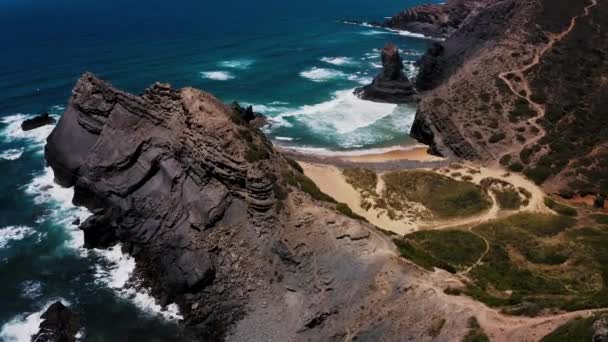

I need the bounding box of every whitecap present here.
[274,136,294,141]
[0,226,35,248]
[347,74,373,85]
[20,281,43,299]
[300,67,346,82]
[0,299,69,342]
[273,89,397,135]
[0,148,24,161]
[280,144,425,157]
[0,114,57,153]
[370,62,382,69]
[200,71,235,81]
[218,59,254,69]
[93,244,183,321]
[320,57,357,66]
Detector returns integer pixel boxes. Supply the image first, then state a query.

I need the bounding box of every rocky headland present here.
[44,73,488,341]
[354,43,416,103]
[384,0,493,39]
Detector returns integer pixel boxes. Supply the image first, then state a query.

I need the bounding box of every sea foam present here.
[300,67,346,82]
[219,59,254,69]
[0,148,24,161]
[0,299,70,342]
[200,71,235,81]
[320,57,357,66]
[0,226,36,248]
[0,114,58,154]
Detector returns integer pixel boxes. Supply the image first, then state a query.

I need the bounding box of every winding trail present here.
[498,0,599,160]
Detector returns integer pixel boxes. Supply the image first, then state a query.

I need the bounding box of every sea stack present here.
[32,301,81,342]
[355,43,416,103]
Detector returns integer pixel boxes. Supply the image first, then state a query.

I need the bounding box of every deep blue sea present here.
[0,0,439,340]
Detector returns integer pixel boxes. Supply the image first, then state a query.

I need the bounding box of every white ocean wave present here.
[274,136,294,141]
[279,144,425,157]
[0,299,70,342]
[93,244,182,321]
[370,62,382,69]
[0,148,24,161]
[0,114,57,154]
[26,167,182,321]
[200,71,235,81]
[218,59,254,69]
[273,89,397,135]
[300,67,346,82]
[320,57,357,66]
[0,226,36,248]
[347,74,373,85]
[20,281,43,300]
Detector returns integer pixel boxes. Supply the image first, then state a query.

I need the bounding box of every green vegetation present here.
[489,133,506,143]
[342,168,378,194]
[545,197,578,217]
[541,314,607,342]
[509,98,534,122]
[394,230,486,273]
[463,317,490,342]
[395,211,608,314]
[524,165,552,185]
[382,171,492,219]
[284,170,336,203]
[336,203,368,222]
[428,318,446,338]
[495,189,523,210]
[508,162,525,172]
[394,238,456,273]
[285,157,303,173]
[591,214,608,225]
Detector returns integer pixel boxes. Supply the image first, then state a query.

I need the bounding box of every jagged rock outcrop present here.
[230,102,268,128]
[32,302,80,342]
[44,73,484,341]
[21,112,56,131]
[384,0,493,39]
[355,43,416,103]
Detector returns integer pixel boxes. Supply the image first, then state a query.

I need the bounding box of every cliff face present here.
[410,0,608,196]
[384,0,494,39]
[45,74,477,341]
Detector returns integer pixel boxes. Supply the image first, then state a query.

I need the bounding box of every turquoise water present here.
[0,0,439,340]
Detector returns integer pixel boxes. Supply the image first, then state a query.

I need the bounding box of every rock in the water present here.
[21,112,56,131]
[32,301,80,342]
[355,43,416,103]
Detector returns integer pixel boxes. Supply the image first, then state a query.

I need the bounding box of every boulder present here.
[21,112,56,131]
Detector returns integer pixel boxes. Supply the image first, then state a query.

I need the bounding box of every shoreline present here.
[280,145,451,171]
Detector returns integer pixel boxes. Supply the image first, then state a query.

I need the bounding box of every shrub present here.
[524,166,552,184]
[544,197,578,216]
[336,203,368,222]
[489,133,506,143]
[509,162,525,172]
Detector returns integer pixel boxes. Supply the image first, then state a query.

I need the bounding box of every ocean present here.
[0,0,439,340]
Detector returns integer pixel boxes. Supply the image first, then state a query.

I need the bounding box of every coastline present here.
[280,145,451,171]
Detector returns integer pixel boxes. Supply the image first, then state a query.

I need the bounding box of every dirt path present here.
[498,0,599,160]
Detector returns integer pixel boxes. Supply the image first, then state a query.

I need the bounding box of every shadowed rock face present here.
[21,112,56,131]
[32,302,80,342]
[384,0,494,39]
[44,73,476,341]
[355,43,416,103]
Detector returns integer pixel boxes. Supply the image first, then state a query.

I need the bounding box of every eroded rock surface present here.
[45,73,479,341]
[21,112,56,131]
[384,0,493,39]
[32,302,80,342]
[355,43,416,103]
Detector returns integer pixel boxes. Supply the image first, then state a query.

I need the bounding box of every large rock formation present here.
[355,43,416,103]
[44,73,481,340]
[384,0,494,39]
[32,302,80,342]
